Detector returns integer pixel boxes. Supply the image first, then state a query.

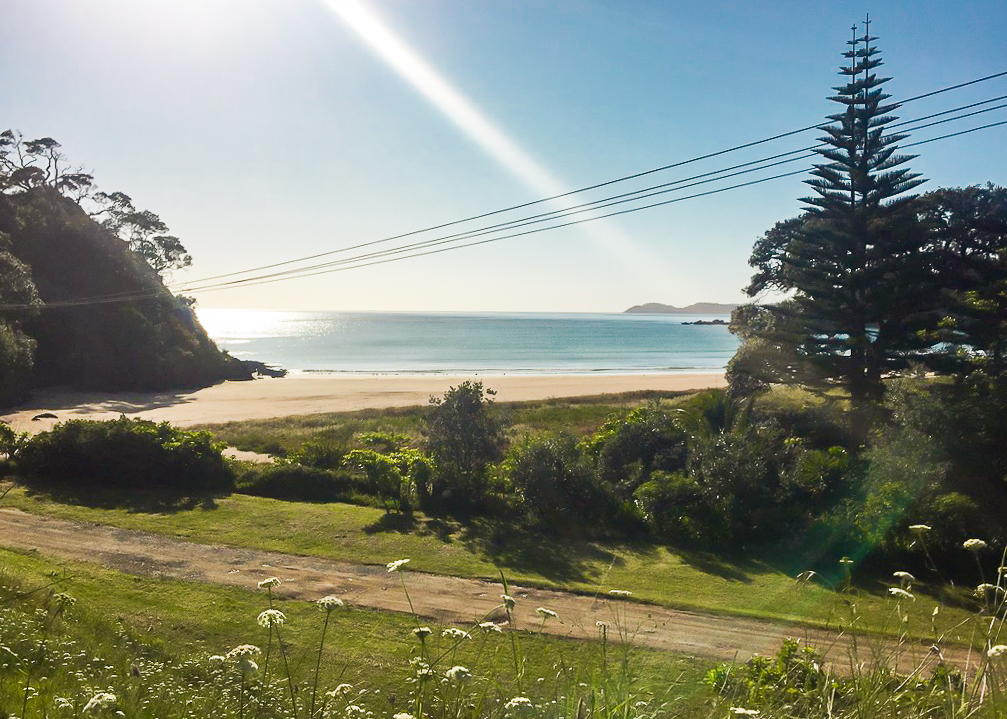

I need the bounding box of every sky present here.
[3,0,1006,313]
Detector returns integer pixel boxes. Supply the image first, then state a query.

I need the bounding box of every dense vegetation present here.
[0,131,275,406]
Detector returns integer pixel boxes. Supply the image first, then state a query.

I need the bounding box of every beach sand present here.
[0,372,727,433]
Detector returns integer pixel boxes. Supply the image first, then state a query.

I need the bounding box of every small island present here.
[681,318,727,325]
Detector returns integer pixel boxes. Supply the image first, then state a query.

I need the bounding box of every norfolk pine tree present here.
[731,21,933,411]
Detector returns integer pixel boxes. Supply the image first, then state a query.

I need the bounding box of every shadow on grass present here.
[21,482,221,514]
[675,548,757,583]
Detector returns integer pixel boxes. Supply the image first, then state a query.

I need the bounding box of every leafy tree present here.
[423,381,503,512]
[91,191,192,276]
[0,221,41,404]
[0,130,94,200]
[913,185,1007,375]
[732,25,930,409]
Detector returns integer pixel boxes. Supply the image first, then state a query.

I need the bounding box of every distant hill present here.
[624,302,739,314]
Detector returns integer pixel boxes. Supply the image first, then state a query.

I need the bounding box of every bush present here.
[235,463,357,503]
[424,381,504,513]
[502,432,614,529]
[16,417,233,495]
[582,401,687,500]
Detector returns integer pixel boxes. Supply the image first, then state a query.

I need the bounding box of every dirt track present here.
[0,507,972,674]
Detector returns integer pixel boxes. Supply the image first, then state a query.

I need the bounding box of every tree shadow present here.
[21,482,220,514]
[675,547,758,583]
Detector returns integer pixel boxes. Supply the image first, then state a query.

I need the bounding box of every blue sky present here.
[4,0,1006,312]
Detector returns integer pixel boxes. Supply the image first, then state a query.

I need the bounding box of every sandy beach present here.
[0,372,726,432]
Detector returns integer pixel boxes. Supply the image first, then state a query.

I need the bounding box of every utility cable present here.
[170,70,1007,288]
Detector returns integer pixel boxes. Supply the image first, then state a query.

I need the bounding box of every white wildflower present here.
[505,696,534,710]
[412,626,432,639]
[83,692,116,713]
[909,524,931,533]
[729,709,760,716]
[893,571,915,584]
[501,594,516,609]
[317,595,345,611]
[608,589,632,596]
[989,645,1007,658]
[387,558,410,572]
[257,609,286,628]
[478,621,503,633]
[964,539,988,551]
[888,587,915,601]
[226,644,261,660]
[442,627,471,639]
[258,577,281,589]
[327,683,354,697]
[535,607,558,619]
[393,714,415,719]
[446,665,471,682]
[838,557,854,566]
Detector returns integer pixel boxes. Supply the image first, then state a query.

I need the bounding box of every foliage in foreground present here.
[3,545,1007,719]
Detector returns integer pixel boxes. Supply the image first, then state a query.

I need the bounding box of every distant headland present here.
[623,302,739,315]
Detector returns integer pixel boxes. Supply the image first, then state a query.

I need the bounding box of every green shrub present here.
[502,432,615,529]
[235,463,357,503]
[16,417,233,495]
[581,401,687,499]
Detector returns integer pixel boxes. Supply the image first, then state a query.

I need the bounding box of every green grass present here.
[0,547,715,718]
[196,391,695,455]
[1,487,977,635]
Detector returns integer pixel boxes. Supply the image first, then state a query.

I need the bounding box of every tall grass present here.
[2,541,1004,718]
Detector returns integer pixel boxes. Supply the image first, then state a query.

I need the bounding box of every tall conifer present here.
[733,20,930,408]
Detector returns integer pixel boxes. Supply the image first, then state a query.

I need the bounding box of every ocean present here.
[195,309,739,375]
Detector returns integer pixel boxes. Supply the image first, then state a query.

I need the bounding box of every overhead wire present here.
[4,73,1005,310]
[175,98,1007,292]
[171,70,1007,288]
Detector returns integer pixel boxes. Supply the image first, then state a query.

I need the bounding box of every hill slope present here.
[0,188,265,403]
[624,302,738,314]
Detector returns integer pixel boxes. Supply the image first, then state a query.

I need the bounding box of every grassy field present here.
[0,546,715,718]
[196,391,695,456]
[1,486,977,634]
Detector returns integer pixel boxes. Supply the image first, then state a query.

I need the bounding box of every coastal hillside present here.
[0,186,265,405]
[624,301,738,314]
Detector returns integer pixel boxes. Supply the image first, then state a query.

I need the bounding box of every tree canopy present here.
[728,27,1007,410]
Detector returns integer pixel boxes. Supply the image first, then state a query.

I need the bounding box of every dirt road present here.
[0,507,967,673]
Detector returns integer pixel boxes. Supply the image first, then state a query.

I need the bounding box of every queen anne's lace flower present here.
[535,607,558,619]
[608,589,632,596]
[442,627,470,639]
[888,587,915,601]
[893,571,915,583]
[446,665,471,681]
[387,559,410,572]
[478,621,503,633]
[257,609,286,628]
[83,692,116,713]
[505,696,533,710]
[258,577,281,589]
[909,524,931,533]
[964,539,988,551]
[317,595,345,611]
[501,594,516,609]
[989,645,1007,658]
[412,626,432,639]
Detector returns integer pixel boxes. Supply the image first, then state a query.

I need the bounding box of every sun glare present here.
[318,0,671,281]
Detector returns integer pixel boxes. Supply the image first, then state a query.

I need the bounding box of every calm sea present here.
[196,309,739,375]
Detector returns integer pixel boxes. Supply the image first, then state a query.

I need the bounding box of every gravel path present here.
[0,507,969,673]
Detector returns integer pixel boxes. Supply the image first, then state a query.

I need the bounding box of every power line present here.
[171,70,1007,288]
[175,99,1007,293]
[5,91,1006,310]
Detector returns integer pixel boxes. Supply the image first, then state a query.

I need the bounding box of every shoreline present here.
[0,372,727,432]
